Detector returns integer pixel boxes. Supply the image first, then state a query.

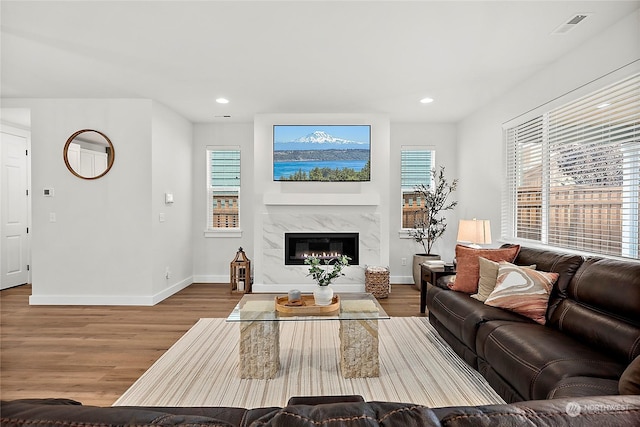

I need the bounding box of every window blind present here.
[208,149,241,229]
[503,73,639,259]
[401,150,433,190]
[401,149,435,229]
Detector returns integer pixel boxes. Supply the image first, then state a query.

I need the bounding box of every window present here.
[401,148,435,229]
[503,74,639,259]
[207,148,240,230]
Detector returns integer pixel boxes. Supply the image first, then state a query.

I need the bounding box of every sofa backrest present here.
[512,246,584,319]
[547,256,640,363]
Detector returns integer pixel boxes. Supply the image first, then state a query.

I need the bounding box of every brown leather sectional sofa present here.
[426,245,640,403]
[2,395,640,426]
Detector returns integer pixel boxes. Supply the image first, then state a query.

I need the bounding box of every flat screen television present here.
[273,124,371,181]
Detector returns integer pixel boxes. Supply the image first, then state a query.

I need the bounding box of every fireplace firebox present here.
[285,232,359,265]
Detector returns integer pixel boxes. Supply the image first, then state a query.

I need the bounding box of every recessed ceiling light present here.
[420,97,434,104]
[216,98,229,104]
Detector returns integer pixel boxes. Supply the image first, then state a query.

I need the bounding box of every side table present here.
[420,264,456,314]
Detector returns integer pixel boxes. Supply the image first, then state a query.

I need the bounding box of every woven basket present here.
[365,266,390,299]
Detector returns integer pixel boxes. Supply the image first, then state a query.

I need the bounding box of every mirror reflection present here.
[63,129,115,179]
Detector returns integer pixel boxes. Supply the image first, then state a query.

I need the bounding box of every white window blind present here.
[503,73,640,259]
[207,148,241,229]
[401,148,435,229]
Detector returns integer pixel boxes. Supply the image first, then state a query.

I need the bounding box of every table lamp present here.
[457,219,492,249]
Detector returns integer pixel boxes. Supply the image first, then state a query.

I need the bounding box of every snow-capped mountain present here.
[293,131,365,145]
[275,131,368,151]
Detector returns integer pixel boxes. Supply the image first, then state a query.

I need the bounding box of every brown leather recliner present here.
[426,245,640,402]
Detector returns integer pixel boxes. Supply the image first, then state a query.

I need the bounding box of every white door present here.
[1,130,30,289]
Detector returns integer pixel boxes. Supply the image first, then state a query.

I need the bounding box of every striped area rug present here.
[113,317,504,408]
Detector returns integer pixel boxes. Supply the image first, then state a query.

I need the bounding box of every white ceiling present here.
[1,1,638,124]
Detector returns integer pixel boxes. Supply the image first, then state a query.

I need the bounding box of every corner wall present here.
[151,102,194,300]
[457,10,640,245]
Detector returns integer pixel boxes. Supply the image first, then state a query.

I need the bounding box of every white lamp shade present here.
[457,219,492,245]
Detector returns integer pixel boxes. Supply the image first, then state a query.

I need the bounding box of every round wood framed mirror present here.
[63,129,115,179]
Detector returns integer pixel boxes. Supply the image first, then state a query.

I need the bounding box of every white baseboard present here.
[193,275,229,283]
[29,294,157,306]
[391,275,414,285]
[29,276,194,306]
[151,276,193,305]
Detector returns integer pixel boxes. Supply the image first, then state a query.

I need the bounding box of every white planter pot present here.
[413,254,441,290]
[313,285,334,306]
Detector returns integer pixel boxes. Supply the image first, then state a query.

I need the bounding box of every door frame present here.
[1,122,32,289]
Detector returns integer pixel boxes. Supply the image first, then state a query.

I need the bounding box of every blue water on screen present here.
[274,160,367,180]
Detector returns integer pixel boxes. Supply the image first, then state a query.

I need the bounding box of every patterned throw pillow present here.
[471,257,536,302]
[449,245,520,293]
[485,261,559,325]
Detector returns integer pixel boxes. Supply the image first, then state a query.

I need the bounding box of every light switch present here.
[43,188,54,197]
[159,213,166,222]
[49,212,56,222]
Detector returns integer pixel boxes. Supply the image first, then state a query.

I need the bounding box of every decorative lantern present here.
[230,247,251,293]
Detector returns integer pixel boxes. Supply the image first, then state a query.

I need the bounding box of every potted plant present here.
[408,166,458,288]
[304,255,351,305]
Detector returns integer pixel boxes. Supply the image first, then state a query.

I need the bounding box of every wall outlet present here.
[401,257,407,266]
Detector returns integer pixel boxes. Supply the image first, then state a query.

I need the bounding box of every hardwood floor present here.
[0,283,423,406]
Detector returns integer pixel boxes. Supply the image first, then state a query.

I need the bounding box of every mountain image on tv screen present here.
[273,125,371,181]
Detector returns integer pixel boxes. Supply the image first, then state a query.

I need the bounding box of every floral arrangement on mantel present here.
[304,255,351,286]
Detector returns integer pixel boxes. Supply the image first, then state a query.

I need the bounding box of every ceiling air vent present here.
[551,14,591,35]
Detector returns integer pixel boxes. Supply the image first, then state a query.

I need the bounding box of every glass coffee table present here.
[226,293,389,379]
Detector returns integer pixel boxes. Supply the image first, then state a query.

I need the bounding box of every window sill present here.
[204,229,243,238]
[398,229,414,239]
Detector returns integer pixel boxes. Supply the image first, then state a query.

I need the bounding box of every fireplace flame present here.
[301,252,342,259]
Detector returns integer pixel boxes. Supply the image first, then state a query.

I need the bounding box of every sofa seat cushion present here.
[427,284,534,353]
[476,321,626,400]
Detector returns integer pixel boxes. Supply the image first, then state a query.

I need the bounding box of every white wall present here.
[2,98,195,305]
[389,123,458,283]
[457,10,640,246]
[151,102,194,299]
[192,122,255,283]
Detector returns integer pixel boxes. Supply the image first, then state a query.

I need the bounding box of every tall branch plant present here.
[409,166,458,255]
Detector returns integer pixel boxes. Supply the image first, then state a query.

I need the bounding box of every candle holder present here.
[286,289,303,306]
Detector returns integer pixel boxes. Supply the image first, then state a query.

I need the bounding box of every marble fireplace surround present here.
[253,206,383,293]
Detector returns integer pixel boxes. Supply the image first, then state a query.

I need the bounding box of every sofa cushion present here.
[471,257,500,302]
[619,356,640,395]
[472,258,535,302]
[484,262,558,325]
[427,284,534,354]
[508,246,584,319]
[450,245,520,293]
[548,257,640,363]
[476,321,625,401]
